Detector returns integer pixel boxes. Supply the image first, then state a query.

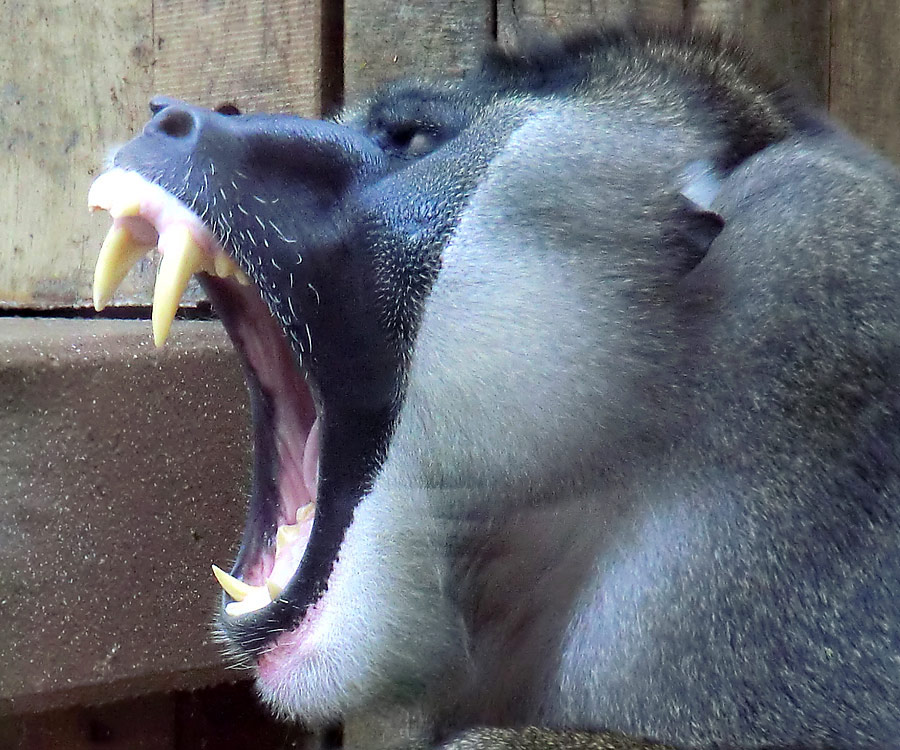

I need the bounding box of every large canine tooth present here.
[152,226,208,347]
[93,225,153,311]
[211,564,255,602]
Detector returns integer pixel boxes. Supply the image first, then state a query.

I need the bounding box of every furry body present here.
[107,29,900,749]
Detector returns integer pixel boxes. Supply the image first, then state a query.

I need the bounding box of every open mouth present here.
[88,168,333,650]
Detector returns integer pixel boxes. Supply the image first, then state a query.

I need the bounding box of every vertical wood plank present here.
[831,0,900,161]
[689,0,830,104]
[344,0,493,100]
[0,0,154,307]
[153,0,323,115]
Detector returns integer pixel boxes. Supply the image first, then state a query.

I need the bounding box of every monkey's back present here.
[552,127,900,748]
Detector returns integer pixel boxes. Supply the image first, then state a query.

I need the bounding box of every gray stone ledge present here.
[0,319,252,714]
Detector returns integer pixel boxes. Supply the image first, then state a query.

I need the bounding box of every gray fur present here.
[333,61,900,749]
[307,102,900,745]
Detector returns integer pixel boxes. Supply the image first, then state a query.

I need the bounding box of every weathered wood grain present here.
[831,0,900,162]
[1,0,324,309]
[689,0,830,104]
[344,0,493,100]
[496,0,683,47]
[154,0,323,115]
[1,0,154,307]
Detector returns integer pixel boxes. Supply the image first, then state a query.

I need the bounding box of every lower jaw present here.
[254,596,327,680]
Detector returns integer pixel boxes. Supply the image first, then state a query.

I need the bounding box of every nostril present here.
[216,102,241,116]
[155,107,196,138]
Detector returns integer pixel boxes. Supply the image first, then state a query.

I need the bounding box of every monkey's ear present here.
[667,159,725,276]
[679,159,721,211]
[664,198,725,277]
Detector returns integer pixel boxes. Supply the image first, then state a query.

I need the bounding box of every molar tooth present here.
[296,504,315,524]
[93,225,153,311]
[213,253,237,279]
[212,564,255,602]
[152,225,205,347]
[276,523,302,557]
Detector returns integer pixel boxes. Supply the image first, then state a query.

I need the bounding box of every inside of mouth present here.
[89,169,320,619]
[203,275,321,617]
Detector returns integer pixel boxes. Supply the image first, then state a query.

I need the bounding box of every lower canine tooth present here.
[153,226,207,347]
[212,564,255,602]
[93,225,153,311]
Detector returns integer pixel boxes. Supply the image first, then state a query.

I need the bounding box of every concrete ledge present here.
[0,319,251,714]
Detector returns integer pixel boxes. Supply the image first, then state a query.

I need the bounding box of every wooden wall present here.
[1,0,325,310]
[2,0,899,309]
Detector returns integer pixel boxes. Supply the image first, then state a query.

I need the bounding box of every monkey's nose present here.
[145,98,199,140]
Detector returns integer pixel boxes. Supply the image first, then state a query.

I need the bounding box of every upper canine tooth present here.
[296,504,315,524]
[153,225,207,347]
[212,564,255,602]
[93,225,153,311]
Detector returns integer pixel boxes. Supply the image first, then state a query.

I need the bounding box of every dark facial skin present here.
[112,82,494,653]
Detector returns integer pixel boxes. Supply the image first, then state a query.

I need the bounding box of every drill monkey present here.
[89,27,900,749]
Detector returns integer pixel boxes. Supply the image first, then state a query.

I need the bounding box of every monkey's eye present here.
[377,122,442,159]
[403,130,436,157]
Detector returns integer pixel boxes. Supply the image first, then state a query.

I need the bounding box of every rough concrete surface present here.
[0,319,252,714]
